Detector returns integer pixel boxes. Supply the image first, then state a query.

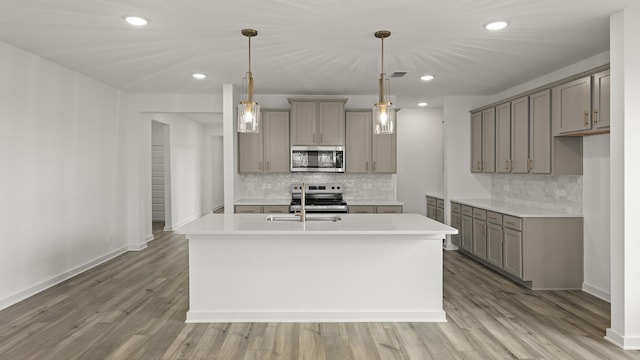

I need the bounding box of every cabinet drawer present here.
[487,211,503,225]
[473,208,487,220]
[436,199,445,209]
[461,205,473,217]
[235,205,262,214]
[263,205,290,214]
[426,196,437,206]
[349,205,375,214]
[451,202,461,213]
[376,205,403,214]
[503,215,522,231]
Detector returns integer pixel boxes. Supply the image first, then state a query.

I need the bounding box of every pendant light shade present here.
[373,30,395,135]
[238,29,260,133]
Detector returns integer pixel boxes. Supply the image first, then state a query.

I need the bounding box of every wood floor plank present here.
[1,231,639,360]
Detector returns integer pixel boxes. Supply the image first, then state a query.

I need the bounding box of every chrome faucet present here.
[295,182,306,222]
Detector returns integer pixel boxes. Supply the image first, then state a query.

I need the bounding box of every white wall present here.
[0,41,126,310]
[203,122,224,213]
[397,108,444,215]
[150,114,205,230]
[582,134,610,300]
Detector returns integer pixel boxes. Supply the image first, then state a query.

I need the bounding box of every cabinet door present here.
[461,215,473,252]
[472,219,487,260]
[450,212,462,246]
[503,228,523,278]
[376,205,402,214]
[529,89,551,174]
[372,130,397,173]
[436,208,445,223]
[318,102,345,145]
[238,131,264,173]
[592,70,610,129]
[470,111,483,172]
[487,223,504,268]
[235,205,262,214]
[482,108,496,173]
[264,111,290,173]
[290,101,317,145]
[345,112,371,173]
[511,96,529,173]
[427,205,437,220]
[495,103,511,173]
[349,205,375,214]
[553,76,591,134]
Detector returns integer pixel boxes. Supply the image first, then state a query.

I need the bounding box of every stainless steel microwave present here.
[290,145,344,173]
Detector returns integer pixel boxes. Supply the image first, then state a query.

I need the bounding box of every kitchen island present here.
[176,213,457,323]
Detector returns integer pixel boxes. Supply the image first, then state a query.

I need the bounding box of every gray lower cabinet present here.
[450,210,462,247]
[454,202,583,289]
[460,206,473,252]
[349,205,402,213]
[235,205,290,214]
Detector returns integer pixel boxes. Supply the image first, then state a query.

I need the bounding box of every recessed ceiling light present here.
[418,102,428,107]
[485,21,508,31]
[123,16,148,26]
[420,75,435,81]
[192,73,207,80]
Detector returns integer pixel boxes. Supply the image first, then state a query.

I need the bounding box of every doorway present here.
[151,120,172,233]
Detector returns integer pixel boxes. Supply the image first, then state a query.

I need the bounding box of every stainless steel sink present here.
[266,215,342,222]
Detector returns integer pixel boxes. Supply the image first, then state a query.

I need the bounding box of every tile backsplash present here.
[492,174,583,213]
[237,173,396,201]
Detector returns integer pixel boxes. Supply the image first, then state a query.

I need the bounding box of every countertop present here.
[176,213,457,236]
[452,198,582,218]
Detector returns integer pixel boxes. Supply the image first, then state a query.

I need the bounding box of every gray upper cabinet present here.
[345,111,371,173]
[263,111,290,173]
[553,76,592,134]
[592,70,610,129]
[529,89,551,174]
[482,108,496,173]
[289,99,346,146]
[372,130,397,173]
[238,129,264,173]
[510,96,530,173]
[239,110,289,174]
[470,111,483,173]
[346,110,396,173]
[495,102,511,173]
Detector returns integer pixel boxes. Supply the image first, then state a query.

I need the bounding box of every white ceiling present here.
[0,0,631,108]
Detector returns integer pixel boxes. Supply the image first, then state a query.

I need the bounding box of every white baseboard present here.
[606,328,640,350]
[145,233,154,243]
[582,282,611,302]
[166,213,203,231]
[0,246,129,312]
[186,310,448,323]
[128,243,147,251]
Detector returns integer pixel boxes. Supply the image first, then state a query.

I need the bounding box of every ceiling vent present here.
[390,71,407,78]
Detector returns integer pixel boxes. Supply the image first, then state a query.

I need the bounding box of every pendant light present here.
[238,29,260,133]
[373,30,395,135]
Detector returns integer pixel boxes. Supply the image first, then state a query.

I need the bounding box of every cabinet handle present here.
[584,111,589,126]
[527,159,533,171]
[505,160,510,170]
[365,161,369,171]
[267,161,270,172]
[373,161,376,171]
[593,108,598,124]
[477,160,481,170]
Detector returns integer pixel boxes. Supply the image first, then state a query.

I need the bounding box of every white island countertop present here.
[177,213,457,236]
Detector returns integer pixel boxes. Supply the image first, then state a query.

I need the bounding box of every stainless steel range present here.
[290,183,348,213]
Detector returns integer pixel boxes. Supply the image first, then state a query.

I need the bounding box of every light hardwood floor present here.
[0,229,638,360]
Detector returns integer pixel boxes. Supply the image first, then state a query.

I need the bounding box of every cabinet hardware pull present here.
[506,160,509,170]
[584,111,589,126]
[267,161,270,171]
[477,160,481,170]
[365,161,369,171]
[527,159,532,171]
[593,109,598,124]
[373,161,376,171]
